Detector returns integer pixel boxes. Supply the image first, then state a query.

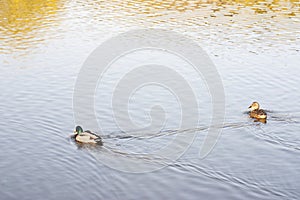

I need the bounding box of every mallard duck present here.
[248,102,267,119]
[73,126,102,145]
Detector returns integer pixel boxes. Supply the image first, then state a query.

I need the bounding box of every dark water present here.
[1,0,300,199]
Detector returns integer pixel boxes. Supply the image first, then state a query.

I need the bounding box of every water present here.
[1,0,300,199]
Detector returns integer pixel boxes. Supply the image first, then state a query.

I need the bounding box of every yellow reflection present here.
[0,0,299,54]
[117,0,300,12]
[0,0,61,53]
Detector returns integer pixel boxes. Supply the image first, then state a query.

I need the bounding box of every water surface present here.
[1,0,300,199]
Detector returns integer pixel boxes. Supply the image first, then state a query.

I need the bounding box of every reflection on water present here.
[1,0,300,199]
[0,0,299,55]
[107,0,300,13]
[0,0,62,54]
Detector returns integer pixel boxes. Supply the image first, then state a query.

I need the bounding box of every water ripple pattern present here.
[1,0,300,199]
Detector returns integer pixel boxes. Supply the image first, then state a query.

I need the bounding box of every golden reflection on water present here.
[0,0,299,54]
[105,0,300,14]
[0,0,61,53]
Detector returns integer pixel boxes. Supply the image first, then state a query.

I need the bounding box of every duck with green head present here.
[73,126,102,145]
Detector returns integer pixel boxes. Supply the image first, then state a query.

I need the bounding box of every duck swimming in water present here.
[73,126,102,145]
[248,102,267,120]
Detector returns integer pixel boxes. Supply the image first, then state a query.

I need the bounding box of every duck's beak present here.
[248,105,252,109]
[73,130,76,133]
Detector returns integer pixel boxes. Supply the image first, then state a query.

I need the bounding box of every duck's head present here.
[74,126,83,134]
[248,102,260,111]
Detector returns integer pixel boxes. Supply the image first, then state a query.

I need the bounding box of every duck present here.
[73,126,102,145]
[248,102,267,120]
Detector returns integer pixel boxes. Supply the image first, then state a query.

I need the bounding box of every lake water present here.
[1,0,300,199]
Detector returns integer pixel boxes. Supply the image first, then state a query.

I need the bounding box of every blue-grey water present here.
[1,0,300,199]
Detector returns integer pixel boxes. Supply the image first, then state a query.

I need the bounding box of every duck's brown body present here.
[75,131,102,144]
[249,109,267,119]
